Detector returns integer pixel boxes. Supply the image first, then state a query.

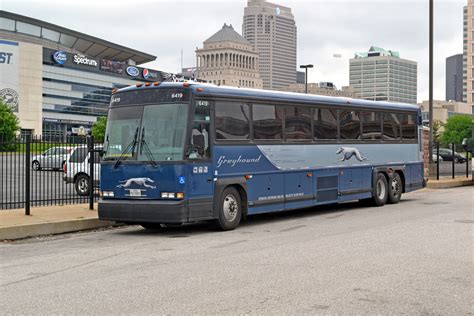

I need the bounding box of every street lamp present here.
[299,64,314,94]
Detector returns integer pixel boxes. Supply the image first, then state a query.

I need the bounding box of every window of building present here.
[59,33,77,46]
[41,28,60,42]
[215,101,250,140]
[16,21,41,36]
[252,104,283,140]
[285,106,311,141]
[0,17,15,31]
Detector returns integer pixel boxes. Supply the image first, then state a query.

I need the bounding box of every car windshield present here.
[103,103,188,161]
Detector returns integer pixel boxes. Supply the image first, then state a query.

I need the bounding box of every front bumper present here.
[98,198,187,224]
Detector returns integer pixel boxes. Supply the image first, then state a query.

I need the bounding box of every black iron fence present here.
[0,135,102,213]
[433,141,472,180]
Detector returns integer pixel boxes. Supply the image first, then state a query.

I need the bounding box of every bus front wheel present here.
[216,187,242,231]
[372,173,388,206]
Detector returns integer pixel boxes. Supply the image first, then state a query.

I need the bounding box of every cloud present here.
[2,0,465,102]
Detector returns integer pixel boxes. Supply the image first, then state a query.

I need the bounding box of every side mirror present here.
[462,138,468,151]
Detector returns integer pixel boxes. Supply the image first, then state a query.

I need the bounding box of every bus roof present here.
[116,82,420,112]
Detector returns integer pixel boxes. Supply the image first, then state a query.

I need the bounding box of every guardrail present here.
[434,141,471,180]
[0,135,101,214]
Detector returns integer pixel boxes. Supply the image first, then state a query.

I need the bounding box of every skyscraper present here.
[446,54,463,102]
[242,0,297,90]
[349,46,417,104]
[463,3,474,113]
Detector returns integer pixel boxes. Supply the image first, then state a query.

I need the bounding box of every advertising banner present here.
[0,40,19,112]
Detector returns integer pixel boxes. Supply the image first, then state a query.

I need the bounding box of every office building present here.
[419,100,474,125]
[463,5,468,102]
[195,23,262,88]
[282,82,356,98]
[349,46,417,104]
[0,10,174,139]
[296,71,305,84]
[463,4,474,113]
[242,0,297,90]
[446,54,463,101]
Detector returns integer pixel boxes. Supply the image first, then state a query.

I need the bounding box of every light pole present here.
[299,64,314,94]
[428,0,434,166]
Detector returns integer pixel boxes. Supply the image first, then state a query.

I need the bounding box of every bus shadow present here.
[241,200,365,228]
[114,200,370,237]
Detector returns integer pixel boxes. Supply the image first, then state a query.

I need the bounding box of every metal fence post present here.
[88,135,94,210]
[436,142,439,180]
[25,135,31,215]
[466,147,469,178]
[451,143,455,179]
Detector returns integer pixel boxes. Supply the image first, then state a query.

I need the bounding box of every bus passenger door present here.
[186,102,214,220]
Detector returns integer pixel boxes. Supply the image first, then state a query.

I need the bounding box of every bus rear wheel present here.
[372,173,388,207]
[388,173,402,204]
[216,187,242,231]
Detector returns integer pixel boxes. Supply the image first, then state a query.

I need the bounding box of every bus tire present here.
[141,223,162,230]
[388,173,402,204]
[372,173,388,207]
[216,187,242,231]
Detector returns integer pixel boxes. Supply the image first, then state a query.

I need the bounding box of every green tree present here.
[441,115,474,146]
[432,120,444,143]
[92,116,107,142]
[0,100,20,149]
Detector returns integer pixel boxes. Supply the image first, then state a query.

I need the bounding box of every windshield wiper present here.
[139,127,159,167]
[113,127,139,168]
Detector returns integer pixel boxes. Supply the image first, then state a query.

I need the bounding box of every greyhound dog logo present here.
[336,147,367,162]
[117,177,156,189]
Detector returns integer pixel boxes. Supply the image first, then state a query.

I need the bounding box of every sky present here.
[3,0,465,103]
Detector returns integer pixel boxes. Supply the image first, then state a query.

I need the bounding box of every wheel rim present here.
[33,162,39,170]
[78,178,88,193]
[223,194,238,222]
[377,179,386,200]
[391,178,401,197]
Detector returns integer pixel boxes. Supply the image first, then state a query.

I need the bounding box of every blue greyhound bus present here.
[98,82,425,230]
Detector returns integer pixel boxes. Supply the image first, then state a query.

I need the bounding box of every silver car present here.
[32,147,72,171]
[63,145,103,196]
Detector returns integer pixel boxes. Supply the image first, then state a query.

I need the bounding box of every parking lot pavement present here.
[0,187,472,314]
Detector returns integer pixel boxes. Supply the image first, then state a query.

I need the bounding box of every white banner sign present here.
[0,40,19,112]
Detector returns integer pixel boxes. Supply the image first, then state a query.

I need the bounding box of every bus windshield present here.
[103,103,188,161]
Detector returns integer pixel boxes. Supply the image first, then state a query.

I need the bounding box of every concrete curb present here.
[427,179,474,189]
[0,218,117,241]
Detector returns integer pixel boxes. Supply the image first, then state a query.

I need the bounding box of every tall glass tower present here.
[242,0,297,90]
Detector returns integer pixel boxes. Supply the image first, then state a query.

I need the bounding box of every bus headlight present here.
[102,191,114,197]
[161,192,184,199]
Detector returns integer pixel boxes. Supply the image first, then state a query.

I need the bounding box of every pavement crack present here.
[210,240,247,249]
[280,224,306,232]
[2,252,123,287]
